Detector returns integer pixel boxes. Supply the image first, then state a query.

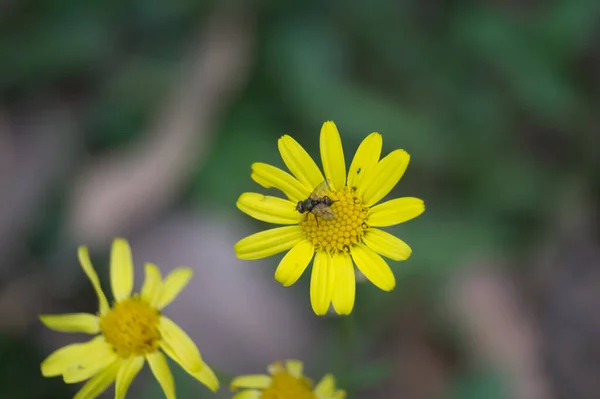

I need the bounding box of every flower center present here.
[99,296,161,358]
[262,371,316,399]
[299,186,368,254]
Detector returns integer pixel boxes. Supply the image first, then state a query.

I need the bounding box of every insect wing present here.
[312,203,335,220]
[309,179,332,200]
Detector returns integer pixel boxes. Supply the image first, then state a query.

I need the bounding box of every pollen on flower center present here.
[100,296,161,358]
[299,186,368,254]
[262,371,316,399]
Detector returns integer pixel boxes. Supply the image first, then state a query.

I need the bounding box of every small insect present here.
[296,179,337,225]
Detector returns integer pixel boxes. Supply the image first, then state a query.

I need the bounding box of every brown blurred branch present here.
[66,9,255,247]
[448,263,554,399]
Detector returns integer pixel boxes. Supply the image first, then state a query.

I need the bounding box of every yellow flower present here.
[40,238,219,399]
[231,360,345,399]
[234,121,425,315]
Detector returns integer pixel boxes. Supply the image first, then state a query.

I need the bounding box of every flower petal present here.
[63,341,119,383]
[110,238,134,302]
[251,162,310,202]
[331,253,355,315]
[115,356,145,399]
[267,361,285,374]
[315,374,336,396]
[159,316,203,373]
[231,374,272,389]
[187,362,220,392]
[147,352,175,399]
[367,197,425,227]
[73,360,120,399]
[232,391,262,399]
[350,243,395,291]
[278,134,324,191]
[41,336,107,377]
[234,226,306,260]
[78,246,109,315]
[237,193,299,225]
[160,340,220,392]
[156,267,192,310]
[310,251,335,316]
[274,240,314,287]
[359,149,410,207]
[347,132,382,191]
[320,121,346,191]
[363,228,412,261]
[39,313,99,334]
[141,263,163,307]
[285,360,303,378]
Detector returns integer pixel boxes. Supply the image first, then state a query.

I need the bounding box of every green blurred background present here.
[1,1,599,398]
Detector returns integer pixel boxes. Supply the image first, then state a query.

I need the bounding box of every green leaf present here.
[446,369,510,399]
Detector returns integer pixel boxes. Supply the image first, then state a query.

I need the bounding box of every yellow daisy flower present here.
[234,121,425,315]
[40,238,219,399]
[231,360,345,399]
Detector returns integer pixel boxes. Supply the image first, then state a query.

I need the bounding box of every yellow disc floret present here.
[100,296,161,358]
[299,187,368,254]
[262,369,316,399]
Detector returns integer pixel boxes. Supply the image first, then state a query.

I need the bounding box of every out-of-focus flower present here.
[231,360,345,399]
[40,238,218,398]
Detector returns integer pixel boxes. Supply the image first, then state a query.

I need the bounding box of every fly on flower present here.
[296,179,337,225]
[235,121,425,316]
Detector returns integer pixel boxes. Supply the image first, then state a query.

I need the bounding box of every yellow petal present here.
[115,356,145,399]
[187,361,220,392]
[274,240,314,287]
[315,374,335,396]
[320,121,346,191]
[278,134,324,191]
[147,352,175,399]
[39,313,99,334]
[110,238,134,302]
[160,340,220,392]
[156,267,192,310]
[41,336,106,377]
[140,263,163,307]
[78,246,109,315]
[347,132,382,191]
[331,253,355,315]
[231,374,272,389]
[234,226,306,260]
[267,361,285,374]
[251,162,310,202]
[237,193,299,225]
[285,360,303,378]
[159,316,203,373]
[63,341,118,383]
[73,360,120,399]
[367,197,425,227]
[232,391,262,399]
[310,251,335,316]
[359,149,410,207]
[363,228,412,261]
[64,362,107,384]
[350,243,395,291]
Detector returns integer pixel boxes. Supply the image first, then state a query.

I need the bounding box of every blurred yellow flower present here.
[40,238,218,399]
[231,360,345,399]
[235,121,424,315]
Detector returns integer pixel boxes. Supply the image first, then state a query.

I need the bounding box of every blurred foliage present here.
[2,0,600,397]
